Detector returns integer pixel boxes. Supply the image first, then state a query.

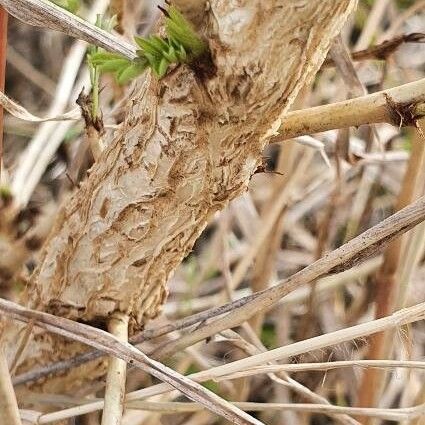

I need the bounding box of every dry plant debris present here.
[0,1,424,425]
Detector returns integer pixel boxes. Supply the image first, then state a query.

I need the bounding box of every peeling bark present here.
[4,0,357,389]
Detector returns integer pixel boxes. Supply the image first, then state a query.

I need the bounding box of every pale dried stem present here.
[355,0,391,50]
[122,401,424,421]
[274,78,425,141]
[0,0,136,59]
[0,299,264,425]
[13,301,425,422]
[357,117,425,415]
[0,5,7,184]
[217,360,425,380]
[20,402,425,424]
[396,119,425,307]
[102,313,129,425]
[0,352,23,425]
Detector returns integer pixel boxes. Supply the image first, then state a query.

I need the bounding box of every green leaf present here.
[165,6,205,57]
[151,57,170,78]
[161,44,178,63]
[98,59,132,73]
[51,0,80,14]
[117,62,147,84]
[135,36,163,59]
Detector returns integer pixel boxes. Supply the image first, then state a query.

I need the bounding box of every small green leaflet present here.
[50,0,80,14]
[88,5,206,84]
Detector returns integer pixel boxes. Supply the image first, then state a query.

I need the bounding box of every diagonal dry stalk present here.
[0,0,136,59]
[2,298,423,423]
[0,298,264,425]
[151,194,425,360]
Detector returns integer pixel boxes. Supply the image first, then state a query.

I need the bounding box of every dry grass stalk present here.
[0,0,136,59]
[102,313,129,425]
[0,352,23,425]
[152,195,425,360]
[216,360,425,380]
[1,1,425,424]
[357,117,425,417]
[0,5,7,183]
[8,299,423,423]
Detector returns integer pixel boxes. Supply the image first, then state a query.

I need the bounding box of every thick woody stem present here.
[27,0,358,328]
[3,0,358,393]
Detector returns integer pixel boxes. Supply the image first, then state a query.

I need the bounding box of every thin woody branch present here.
[324,32,425,65]
[274,78,425,141]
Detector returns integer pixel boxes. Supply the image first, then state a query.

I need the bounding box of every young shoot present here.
[87,14,117,120]
[50,0,80,14]
[89,4,207,84]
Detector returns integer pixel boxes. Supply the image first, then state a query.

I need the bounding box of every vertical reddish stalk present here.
[0,6,8,182]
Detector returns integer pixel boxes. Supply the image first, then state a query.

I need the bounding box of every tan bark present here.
[5,0,358,389]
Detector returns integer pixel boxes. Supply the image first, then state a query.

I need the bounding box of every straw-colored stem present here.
[0,352,23,425]
[0,5,8,183]
[101,313,129,425]
[274,78,425,141]
[357,118,425,418]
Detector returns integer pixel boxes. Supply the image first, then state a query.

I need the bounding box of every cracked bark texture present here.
[5,0,357,390]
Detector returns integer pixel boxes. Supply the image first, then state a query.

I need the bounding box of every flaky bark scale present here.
[27,0,357,329]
